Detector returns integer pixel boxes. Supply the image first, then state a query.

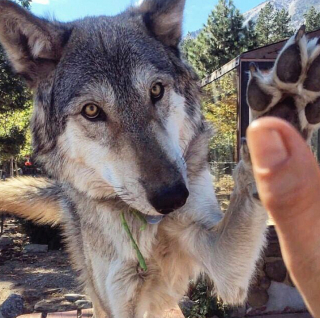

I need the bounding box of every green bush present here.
[187,277,231,318]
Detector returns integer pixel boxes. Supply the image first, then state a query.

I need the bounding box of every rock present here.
[64,294,87,302]
[178,296,196,317]
[1,294,24,318]
[247,287,269,308]
[259,276,271,290]
[265,260,287,282]
[229,306,246,318]
[34,298,77,312]
[75,300,92,309]
[266,281,306,312]
[23,244,48,254]
[43,288,63,296]
[0,236,13,249]
[22,289,42,302]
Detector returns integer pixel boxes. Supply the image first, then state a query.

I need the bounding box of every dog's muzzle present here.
[148,182,189,215]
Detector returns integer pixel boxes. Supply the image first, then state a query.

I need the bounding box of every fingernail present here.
[248,126,289,171]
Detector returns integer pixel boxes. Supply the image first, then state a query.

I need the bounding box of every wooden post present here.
[0,214,4,235]
[10,157,14,178]
[14,159,19,177]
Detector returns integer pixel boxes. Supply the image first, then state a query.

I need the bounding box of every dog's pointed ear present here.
[137,0,186,47]
[0,1,71,87]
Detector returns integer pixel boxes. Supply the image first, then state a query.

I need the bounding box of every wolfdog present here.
[1,0,320,316]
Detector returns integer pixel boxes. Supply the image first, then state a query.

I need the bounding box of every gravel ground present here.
[0,218,79,313]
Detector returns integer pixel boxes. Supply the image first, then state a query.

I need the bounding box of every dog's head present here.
[0,0,209,216]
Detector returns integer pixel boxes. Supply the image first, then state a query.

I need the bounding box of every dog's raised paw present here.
[247,25,320,142]
[215,282,248,306]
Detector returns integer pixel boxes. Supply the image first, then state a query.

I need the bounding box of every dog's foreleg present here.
[177,158,268,305]
[105,259,147,318]
[209,159,267,304]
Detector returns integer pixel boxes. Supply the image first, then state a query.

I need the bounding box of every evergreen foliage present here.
[182,0,256,78]
[182,2,298,78]
[243,20,259,51]
[255,5,293,45]
[272,9,294,42]
[304,6,320,32]
[255,3,276,46]
[0,0,32,172]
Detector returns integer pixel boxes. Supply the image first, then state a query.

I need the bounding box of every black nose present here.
[149,182,189,215]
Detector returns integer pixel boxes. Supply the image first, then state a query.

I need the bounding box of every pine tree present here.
[0,0,32,113]
[206,0,245,66]
[181,31,213,78]
[243,20,259,51]
[272,9,293,42]
[182,0,255,78]
[0,0,31,114]
[181,35,194,62]
[256,3,275,46]
[0,0,32,174]
[304,6,320,33]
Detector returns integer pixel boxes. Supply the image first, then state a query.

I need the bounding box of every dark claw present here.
[249,62,258,75]
[240,137,251,164]
[252,184,260,201]
[253,191,260,201]
[295,25,306,42]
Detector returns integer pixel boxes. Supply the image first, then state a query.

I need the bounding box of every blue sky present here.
[30,0,263,34]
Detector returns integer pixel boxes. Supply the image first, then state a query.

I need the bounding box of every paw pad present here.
[247,26,320,141]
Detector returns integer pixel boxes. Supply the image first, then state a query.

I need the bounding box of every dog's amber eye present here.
[82,104,106,121]
[150,83,164,102]
[83,104,100,118]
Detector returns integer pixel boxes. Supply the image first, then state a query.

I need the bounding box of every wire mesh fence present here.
[201,69,238,211]
[209,162,237,211]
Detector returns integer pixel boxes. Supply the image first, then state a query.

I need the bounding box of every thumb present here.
[247,117,320,317]
[247,117,320,225]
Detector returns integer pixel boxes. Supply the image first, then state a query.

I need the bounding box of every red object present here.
[25,159,32,166]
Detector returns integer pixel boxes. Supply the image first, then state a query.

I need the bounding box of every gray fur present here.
[0,1,271,317]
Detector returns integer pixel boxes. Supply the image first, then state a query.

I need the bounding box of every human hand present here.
[247,117,320,318]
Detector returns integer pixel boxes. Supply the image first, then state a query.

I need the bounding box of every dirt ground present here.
[0,218,79,313]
